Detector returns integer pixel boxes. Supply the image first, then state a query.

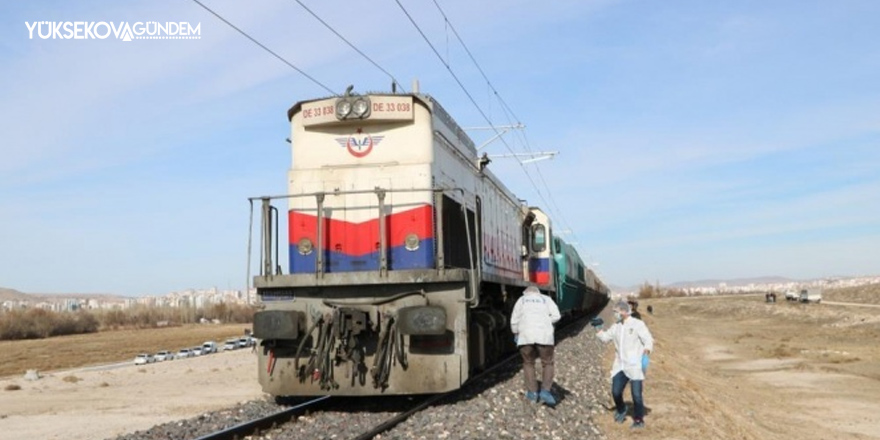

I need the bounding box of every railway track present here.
[193,396,331,440]
[190,351,522,440]
[194,313,595,440]
[350,349,523,440]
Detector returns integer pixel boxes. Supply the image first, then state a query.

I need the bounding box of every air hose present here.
[370,315,408,389]
[294,315,323,379]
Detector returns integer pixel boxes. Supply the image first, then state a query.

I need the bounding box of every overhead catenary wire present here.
[393,0,551,208]
[400,0,585,253]
[194,0,590,264]
[291,0,406,93]
[428,0,583,251]
[190,0,337,96]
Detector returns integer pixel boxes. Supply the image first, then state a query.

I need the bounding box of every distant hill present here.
[611,276,799,294]
[666,276,795,289]
[612,275,875,294]
[0,287,30,301]
[0,287,127,303]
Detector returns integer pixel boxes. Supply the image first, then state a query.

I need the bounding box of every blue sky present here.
[1,0,878,295]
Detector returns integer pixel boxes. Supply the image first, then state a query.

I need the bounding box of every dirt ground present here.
[596,292,880,439]
[824,284,880,305]
[2,290,879,440]
[0,348,265,440]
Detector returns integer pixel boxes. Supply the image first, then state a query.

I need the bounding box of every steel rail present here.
[193,395,331,440]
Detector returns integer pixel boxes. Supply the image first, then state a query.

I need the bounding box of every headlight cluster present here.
[404,233,420,251]
[297,237,314,255]
[335,96,371,120]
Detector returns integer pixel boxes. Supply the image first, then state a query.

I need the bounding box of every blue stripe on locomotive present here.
[289,238,435,273]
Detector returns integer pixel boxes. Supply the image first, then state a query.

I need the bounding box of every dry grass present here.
[4,384,21,391]
[62,375,81,383]
[600,294,880,440]
[825,283,880,304]
[770,344,796,358]
[0,323,250,378]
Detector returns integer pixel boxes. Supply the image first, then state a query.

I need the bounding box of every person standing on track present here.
[596,300,654,429]
[511,285,562,406]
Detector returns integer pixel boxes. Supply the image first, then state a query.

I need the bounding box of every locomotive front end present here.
[251,92,478,396]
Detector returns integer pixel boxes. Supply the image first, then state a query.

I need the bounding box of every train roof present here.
[288,92,476,154]
[289,92,532,210]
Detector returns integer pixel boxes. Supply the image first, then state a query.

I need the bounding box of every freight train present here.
[249,85,609,397]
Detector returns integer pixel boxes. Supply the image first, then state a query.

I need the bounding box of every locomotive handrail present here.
[315,193,325,277]
[246,186,463,202]
[378,189,387,276]
[460,200,480,308]
[247,186,480,306]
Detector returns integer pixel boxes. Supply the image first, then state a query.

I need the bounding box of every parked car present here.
[134,353,154,365]
[192,346,203,356]
[224,339,238,351]
[202,341,218,354]
[155,350,174,362]
[177,348,193,359]
[799,288,822,303]
[237,337,252,349]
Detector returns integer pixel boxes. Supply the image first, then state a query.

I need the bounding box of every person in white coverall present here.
[510,286,562,406]
[597,300,654,429]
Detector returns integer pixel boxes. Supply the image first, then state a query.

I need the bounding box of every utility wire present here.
[407,0,580,250]
[429,0,589,260]
[431,0,571,230]
[291,0,406,93]
[190,0,337,96]
[393,0,553,213]
[495,97,580,253]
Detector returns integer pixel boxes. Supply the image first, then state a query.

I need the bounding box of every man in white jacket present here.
[597,300,654,429]
[511,286,562,406]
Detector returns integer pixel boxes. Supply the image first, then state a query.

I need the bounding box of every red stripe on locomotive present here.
[289,204,434,256]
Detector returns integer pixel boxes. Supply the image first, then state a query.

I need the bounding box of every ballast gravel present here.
[378,320,609,440]
[107,319,610,440]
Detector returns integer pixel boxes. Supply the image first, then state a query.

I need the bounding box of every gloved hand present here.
[642,353,650,372]
[589,317,604,328]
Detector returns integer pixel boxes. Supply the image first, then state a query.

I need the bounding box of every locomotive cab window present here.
[532,224,547,253]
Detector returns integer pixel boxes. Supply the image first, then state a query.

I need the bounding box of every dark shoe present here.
[538,390,556,406]
[525,391,538,402]
[631,419,645,429]
[614,405,627,423]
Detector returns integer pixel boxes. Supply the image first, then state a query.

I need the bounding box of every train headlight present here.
[335,99,352,119]
[404,233,420,251]
[352,97,371,118]
[297,237,314,255]
[397,306,447,335]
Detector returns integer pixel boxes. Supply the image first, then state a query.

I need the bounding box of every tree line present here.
[637,282,687,299]
[0,303,255,340]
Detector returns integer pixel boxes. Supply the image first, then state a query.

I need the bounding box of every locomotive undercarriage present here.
[253,276,520,397]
